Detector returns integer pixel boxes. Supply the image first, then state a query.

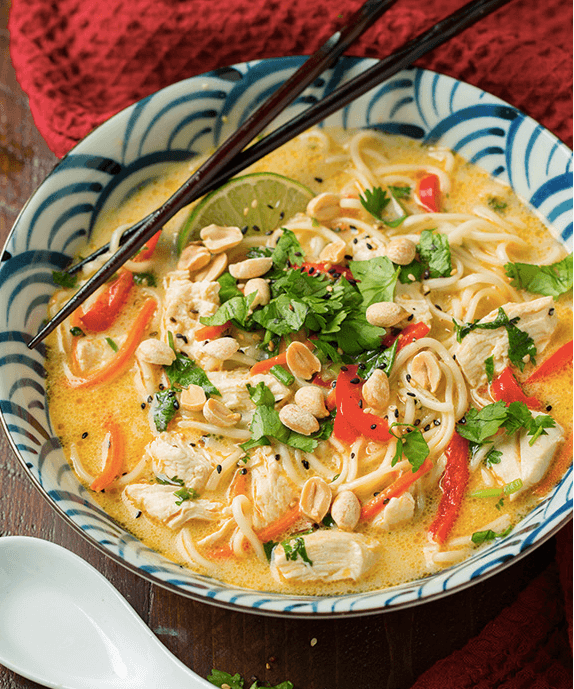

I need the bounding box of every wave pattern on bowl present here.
[0,57,571,617]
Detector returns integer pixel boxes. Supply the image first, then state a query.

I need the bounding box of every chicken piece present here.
[124,484,223,529]
[147,432,213,493]
[454,297,557,387]
[74,336,117,373]
[251,457,296,529]
[488,412,564,496]
[162,272,220,347]
[206,370,291,412]
[351,234,386,261]
[395,283,433,328]
[371,492,415,530]
[270,530,381,583]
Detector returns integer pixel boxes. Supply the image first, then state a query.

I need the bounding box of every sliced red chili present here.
[492,367,540,408]
[526,340,573,384]
[428,432,469,544]
[135,230,161,262]
[79,269,133,332]
[417,174,441,213]
[382,321,430,351]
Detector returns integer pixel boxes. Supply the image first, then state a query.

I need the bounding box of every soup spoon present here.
[0,536,214,688]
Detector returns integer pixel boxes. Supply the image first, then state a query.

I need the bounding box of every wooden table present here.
[0,2,571,687]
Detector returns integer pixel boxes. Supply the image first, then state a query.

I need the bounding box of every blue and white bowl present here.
[0,57,571,617]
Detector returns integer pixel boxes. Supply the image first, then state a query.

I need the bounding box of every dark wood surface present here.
[0,2,570,688]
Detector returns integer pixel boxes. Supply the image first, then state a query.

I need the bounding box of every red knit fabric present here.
[9,0,572,158]
[7,1,573,686]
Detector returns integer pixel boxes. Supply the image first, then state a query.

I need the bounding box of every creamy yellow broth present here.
[45,130,572,595]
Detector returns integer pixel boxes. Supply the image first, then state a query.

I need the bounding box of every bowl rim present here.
[1,56,572,617]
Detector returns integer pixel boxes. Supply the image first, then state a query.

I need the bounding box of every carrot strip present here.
[195,321,231,341]
[256,504,301,543]
[90,421,124,492]
[229,469,248,499]
[250,352,288,375]
[66,298,157,388]
[533,432,573,497]
[361,456,433,521]
[204,544,235,559]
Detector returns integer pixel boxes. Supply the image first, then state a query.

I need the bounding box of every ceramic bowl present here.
[0,57,571,617]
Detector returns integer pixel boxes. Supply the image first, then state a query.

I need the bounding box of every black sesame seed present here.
[240,468,247,475]
[344,254,353,261]
[147,395,153,403]
[406,374,412,382]
[348,279,357,286]
[216,464,222,474]
[314,177,323,183]
[549,308,555,315]
[279,211,285,220]
[267,204,274,209]
[423,269,430,280]
[302,459,310,470]
[275,454,281,461]
[295,251,303,257]
[366,243,373,250]
[308,267,315,274]
[252,225,261,232]
[350,452,356,459]
[452,354,457,360]
[414,419,421,426]
[190,443,196,447]
[81,431,88,439]
[353,238,358,244]
[358,400,363,409]
[350,377,360,384]
[407,392,416,398]
[173,400,179,410]
[331,381,337,388]
[370,424,377,430]
[374,492,380,497]
[358,363,366,370]
[394,409,399,418]
[159,384,164,391]
[435,304,443,311]
[341,365,348,371]
[433,419,441,426]
[175,333,188,344]
[424,424,431,432]
[141,402,146,410]
[407,314,414,321]
[546,405,553,411]
[241,225,249,234]
[135,511,142,518]
[459,417,466,425]
[383,498,390,505]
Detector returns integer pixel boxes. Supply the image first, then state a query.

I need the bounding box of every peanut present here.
[299,477,331,523]
[362,369,390,410]
[193,253,228,282]
[200,224,244,253]
[331,490,361,531]
[410,351,442,392]
[365,301,408,328]
[229,257,273,280]
[385,237,417,266]
[278,404,319,436]
[285,341,321,380]
[319,240,346,264]
[179,384,207,412]
[202,337,240,360]
[203,398,240,427]
[135,339,176,366]
[294,386,329,418]
[177,242,212,272]
[306,193,341,223]
[244,278,271,308]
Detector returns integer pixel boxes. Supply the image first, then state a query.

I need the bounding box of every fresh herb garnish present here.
[487,196,508,213]
[504,255,573,299]
[52,270,77,288]
[263,540,276,562]
[70,326,85,337]
[164,351,220,396]
[153,389,179,432]
[270,364,295,386]
[470,479,524,499]
[155,474,185,486]
[355,339,399,379]
[485,355,495,384]
[132,272,157,287]
[246,381,276,407]
[105,337,118,352]
[359,186,408,226]
[207,669,294,689]
[471,525,512,544]
[389,423,430,472]
[281,534,313,566]
[416,230,452,279]
[217,272,244,303]
[484,447,503,468]
[349,256,399,307]
[174,486,198,506]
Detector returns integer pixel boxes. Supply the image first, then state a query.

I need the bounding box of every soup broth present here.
[45,129,572,595]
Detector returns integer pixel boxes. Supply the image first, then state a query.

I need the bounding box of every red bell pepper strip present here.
[333,365,391,443]
[135,230,162,262]
[296,262,354,281]
[361,455,434,521]
[382,321,431,351]
[526,340,573,384]
[428,432,469,544]
[491,367,540,408]
[67,298,157,388]
[195,321,231,341]
[417,174,441,213]
[90,421,124,492]
[78,269,133,332]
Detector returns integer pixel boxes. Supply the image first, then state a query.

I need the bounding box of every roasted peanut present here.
[177,242,212,272]
[202,337,240,360]
[385,237,417,266]
[229,257,273,280]
[244,278,271,308]
[299,477,331,522]
[306,193,341,223]
[193,252,228,282]
[294,385,329,418]
[136,339,176,366]
[319,240,346,264]
[410,350,442,392]
[331,490,361,531]
[278,404,320,436]
[179,384,207,411]
[362,369,390,410]
[365,301,408,328]
[285,341,321,380]
[200,224,244,253]
[203,398,240,427]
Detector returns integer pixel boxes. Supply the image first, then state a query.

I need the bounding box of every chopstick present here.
[28,0,514,350]
[28,0,397,350]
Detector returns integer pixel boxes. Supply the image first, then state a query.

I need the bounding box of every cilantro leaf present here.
[336,314,386,355]
[208,670,244,689]
[70,326,85,337]
[456,401,509,444]
[263,540,277,562]
[507,321,537,371]
[251,294,308,336]
[484,447,502,468]
[349,256,399,307]
[471,525,512,545]
[164,353,220,396]
[398,259,426,284]
[528,414,557,445]
[153,390,179,432]
[356,338,399,379]
[155,474,185,486]
[416,230,452,279]
[505,255,573,298]
[488,196,508,213]
[388,184,411,199]
[217,272,244,303]
[272,229,304,268]
[247,381,276,407]
[485,356,495,384]
[52,270,77,288]
[132,272,157,287]
[453,307,518,342]
[174,486,198,505]
[281,535,313,565]
[389,424,430,472]
[200,294,254,328]
[359,186,390,222]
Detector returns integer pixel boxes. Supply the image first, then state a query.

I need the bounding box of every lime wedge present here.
[178,172,314,253]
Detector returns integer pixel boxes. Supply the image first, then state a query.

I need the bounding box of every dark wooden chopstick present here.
[28,0,397,350]
[28,0,514,350]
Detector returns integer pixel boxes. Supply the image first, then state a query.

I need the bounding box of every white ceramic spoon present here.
[0,536,215,689]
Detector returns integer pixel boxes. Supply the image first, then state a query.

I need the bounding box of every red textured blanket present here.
[8,0,573,687]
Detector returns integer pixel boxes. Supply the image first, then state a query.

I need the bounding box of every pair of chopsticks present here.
[28,0,514,350]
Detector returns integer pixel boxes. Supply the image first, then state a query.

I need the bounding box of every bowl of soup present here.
[0,57,571,616]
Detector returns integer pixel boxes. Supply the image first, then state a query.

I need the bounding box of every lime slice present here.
[178,172,314,253]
